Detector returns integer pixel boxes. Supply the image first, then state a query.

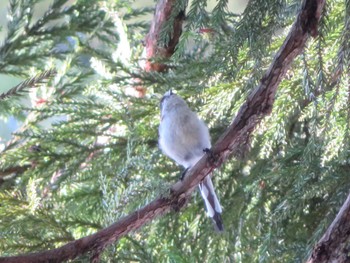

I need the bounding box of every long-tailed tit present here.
[158,90,223,231]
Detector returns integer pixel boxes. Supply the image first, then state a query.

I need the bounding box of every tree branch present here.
[0,69,56,101]
[0,165,31,178]
[144,0,185,72]
[130,0,185,98]
[0,0,325,262]
[306,192,350,263]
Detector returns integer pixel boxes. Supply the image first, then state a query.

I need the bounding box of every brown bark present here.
[130,0,185,98]
[0,0,325,262]
[306,192,350,263]
[144,0,185,72]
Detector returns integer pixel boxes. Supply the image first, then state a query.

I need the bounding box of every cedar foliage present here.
[0,0,349,262]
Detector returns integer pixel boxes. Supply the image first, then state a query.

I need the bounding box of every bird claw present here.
[203,148,217,165]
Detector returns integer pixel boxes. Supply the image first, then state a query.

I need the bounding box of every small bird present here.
[158,90,223,231]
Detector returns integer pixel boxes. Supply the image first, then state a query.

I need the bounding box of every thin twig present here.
[0,69,56,101]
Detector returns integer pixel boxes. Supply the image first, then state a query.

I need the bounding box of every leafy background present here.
[0,0,349,262]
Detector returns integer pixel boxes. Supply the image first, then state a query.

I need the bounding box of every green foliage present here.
[0,0,350,262]
[0,69,56,100]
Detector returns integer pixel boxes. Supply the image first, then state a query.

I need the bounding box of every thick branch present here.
[306,192,350,263]
[0,197,175,263]
[210,0,325,163]
[0,0,325,262]
[144,0,185,72]
[130,0,185,97]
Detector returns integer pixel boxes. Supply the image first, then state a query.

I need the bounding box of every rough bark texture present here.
[306,192,350,263]
[144,0,185,72]
[0,0,326,262]
[130,0,185,97]
[0,197,175,263]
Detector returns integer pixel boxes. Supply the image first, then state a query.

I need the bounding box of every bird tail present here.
[198,176,224,231]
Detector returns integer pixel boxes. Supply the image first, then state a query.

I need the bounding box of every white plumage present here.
[158,91,223,231]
